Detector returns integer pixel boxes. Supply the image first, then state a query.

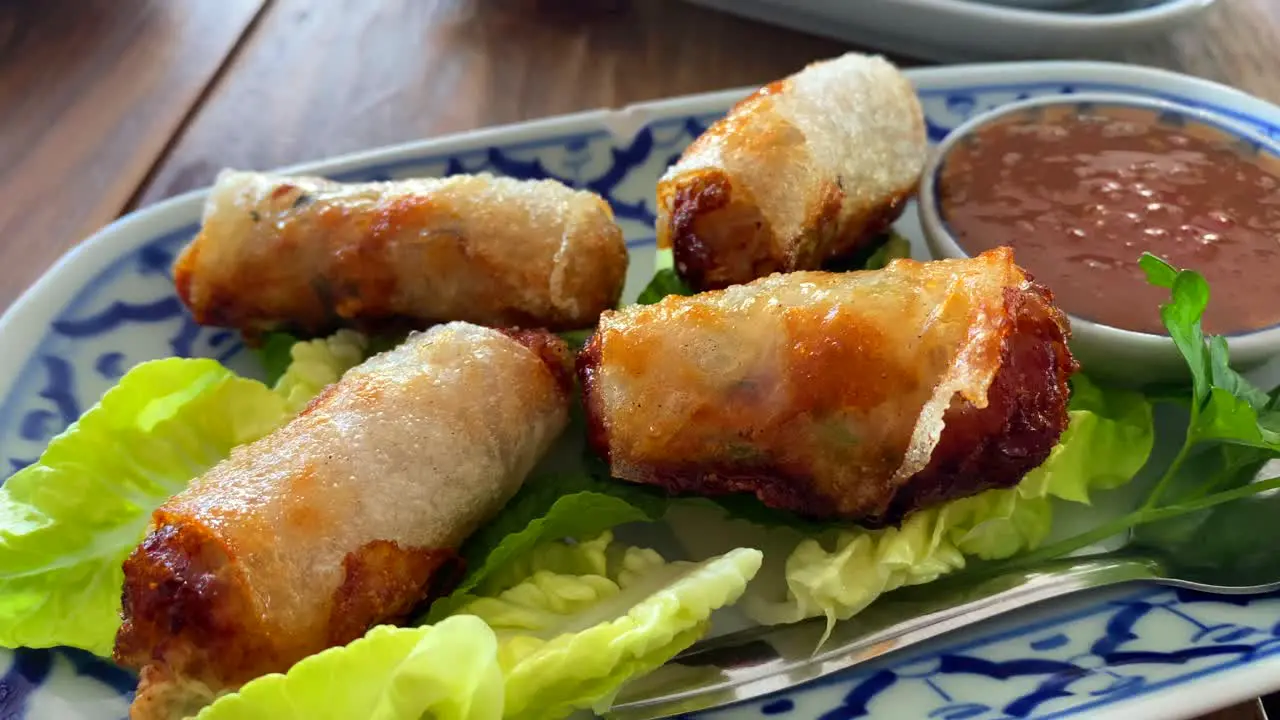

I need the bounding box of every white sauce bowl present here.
[916,92,1280,387]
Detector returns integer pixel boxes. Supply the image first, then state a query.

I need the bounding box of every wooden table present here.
[0,0,1276,718]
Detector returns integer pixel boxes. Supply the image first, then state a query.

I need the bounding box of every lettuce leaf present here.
[972,254,1280,576]
[254,332,302,385]
[861,231,912,270]
[199,537,761,720]
[455,534,763,719]
[1015,374,1155,504]
[272,329,369,412]
[428,489,656,620]
[557,329,594,352]
[426,389,669,623]
[426,464,668,621]
[0,359,290,656]
[635,269,695,305]
[655,247,675,272]
[195,615,504,720]
[667,376,1154,632]
[822,230,912,273]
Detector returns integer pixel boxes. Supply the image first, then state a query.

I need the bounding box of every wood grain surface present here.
[0,1,1278,716]
[131,0,857,206]
[0,0,266,310]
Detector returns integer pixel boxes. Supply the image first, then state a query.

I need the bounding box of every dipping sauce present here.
[938,103,1280,335]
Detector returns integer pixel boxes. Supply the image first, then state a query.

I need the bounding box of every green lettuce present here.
[272,329,369,412]
[1015,374,1155,503]
[196,615,504,720]
[990,254,1280,573]
[635,269,695,305]
[254,332,302,385]
[655,247,675,272]
[426,398,669,621]
[668,375,1154,632]
[821,230,913,272]
[557,329,594,352]
[426,479,665,621]
[861,231,912,270]
[0,359,291,655]
[454,534,762,719]
[200,536,762,720]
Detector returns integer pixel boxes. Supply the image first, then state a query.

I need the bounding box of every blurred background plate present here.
[681,0,1217,62]
[969,0,1130,10]
[968,0,1095,9]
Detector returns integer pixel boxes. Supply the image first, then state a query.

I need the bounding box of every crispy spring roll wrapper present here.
[114,323,572,720]
[173,170,629,340]
[579,249,1077,526]
[656,52,927,291]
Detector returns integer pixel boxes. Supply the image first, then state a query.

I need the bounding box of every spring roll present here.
[173,170,629,340]
[578,249,1076,526]
[656,52,927,291]
[114,323,571,720]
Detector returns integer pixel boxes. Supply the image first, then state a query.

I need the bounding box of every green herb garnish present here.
[635,268,696,305]
[986,253,1280,572]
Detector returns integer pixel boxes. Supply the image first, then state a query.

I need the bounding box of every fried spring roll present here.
[114,323,571,720]
[656,52,927,290]
[174,170,629,340]
[579,249,1076,526]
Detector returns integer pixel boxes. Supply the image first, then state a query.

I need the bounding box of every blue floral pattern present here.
[3,75,1280,719]
[705,586,1280,720]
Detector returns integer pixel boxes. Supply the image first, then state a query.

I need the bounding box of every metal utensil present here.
[607,547,1280,720]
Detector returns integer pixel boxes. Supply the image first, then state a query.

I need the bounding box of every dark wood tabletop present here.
[2,0,1277,315]
[0,1,1277,717]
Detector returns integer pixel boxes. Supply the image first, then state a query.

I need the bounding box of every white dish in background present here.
[968,0,1093,9]
[917,91,1280,387]
[2,61,1280,720]
[683,0,1217,62]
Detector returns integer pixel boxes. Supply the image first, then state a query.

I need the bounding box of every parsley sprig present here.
[988,253,1280,571]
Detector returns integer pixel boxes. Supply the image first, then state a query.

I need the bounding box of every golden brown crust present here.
[114,521,282,696]
[499,328,574,396]
[576,331,611,462]
[658,171,914,292]
[114,323,571,720]
[659,168,778,291]
[326,541,460,647]
[871,281,1076,524]
[578,250,1076,525]
[175,171,629,343]
[655,53,926,291]
[126,665,219,720]
[115,526,460,719]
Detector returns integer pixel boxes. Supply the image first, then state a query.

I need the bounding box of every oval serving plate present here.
[3,61,1280,720]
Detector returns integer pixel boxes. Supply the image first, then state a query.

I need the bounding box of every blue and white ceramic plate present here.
[3,61,1280,720]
